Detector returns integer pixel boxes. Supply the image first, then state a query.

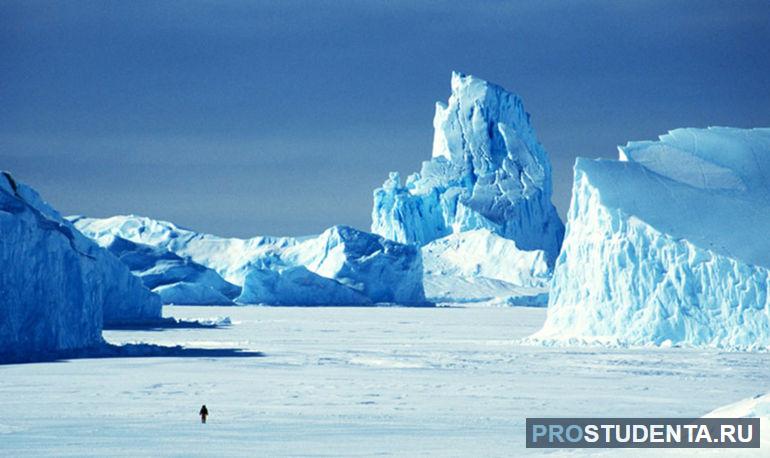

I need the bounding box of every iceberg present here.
[237,262,371,306]
[71,215,297,286]
[73,216,428,306]
[535,127,770,349]
[371,72,564,264]
[281,225,426,305]
[153,282,234,306]
[74,231,240,305]
[1,172,161,362]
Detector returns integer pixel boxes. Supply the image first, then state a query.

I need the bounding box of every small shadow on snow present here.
[96,343,263,359]
[103,316,231,331]
[1,317,259,365]
[1,343,263,365]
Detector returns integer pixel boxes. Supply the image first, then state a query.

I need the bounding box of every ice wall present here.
[1,173,161,362]
[536,128,770,349]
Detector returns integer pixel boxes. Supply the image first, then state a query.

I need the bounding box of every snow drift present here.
[371,72,564,263]
[535,127,770,349]
[73,216,427,306]
[704,393,770,447]
[1,172,161,362]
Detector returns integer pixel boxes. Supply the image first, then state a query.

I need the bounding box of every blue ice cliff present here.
[534,127,770,349]
[1,173,161,362]
[72,216,427,306]
[372,72,563,305]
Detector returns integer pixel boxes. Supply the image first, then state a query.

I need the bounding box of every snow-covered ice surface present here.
[537,127,770,349]
[1,306,768,456]
[704,393,770,450]
[422,229,549,306]
[425,274,548,307]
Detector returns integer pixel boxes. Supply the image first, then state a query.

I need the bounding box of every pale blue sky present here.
[2,1,769,236]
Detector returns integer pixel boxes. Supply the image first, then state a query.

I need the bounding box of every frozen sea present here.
[1,306,768,457]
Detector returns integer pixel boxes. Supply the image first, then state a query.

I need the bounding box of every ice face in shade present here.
[1,172,161,362]
[534,127,770,349]
[371,72,564,264]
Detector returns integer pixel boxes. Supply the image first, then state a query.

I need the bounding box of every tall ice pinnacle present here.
[371,72,564,263]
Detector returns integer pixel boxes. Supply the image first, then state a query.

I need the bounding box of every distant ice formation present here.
[70,230,241,305]
[372,72,564,262]
[73,216,427,306]
[238,264,371,306]
[371,72,564,305]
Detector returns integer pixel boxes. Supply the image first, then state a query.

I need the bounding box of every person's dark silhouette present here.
[199,404,209,424]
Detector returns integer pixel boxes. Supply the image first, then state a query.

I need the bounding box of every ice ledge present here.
[571,155,770,269]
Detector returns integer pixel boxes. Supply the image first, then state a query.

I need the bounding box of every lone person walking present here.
[199,404,209,424]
